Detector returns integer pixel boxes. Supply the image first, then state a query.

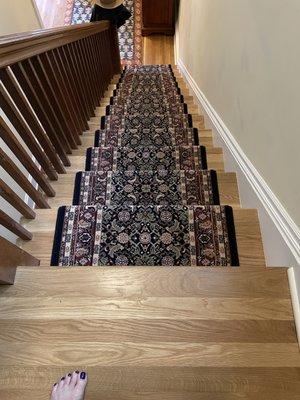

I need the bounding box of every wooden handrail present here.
[0,21,121,278]
[0,22,110,68]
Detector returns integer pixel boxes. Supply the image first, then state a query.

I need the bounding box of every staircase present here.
[0,61,299,399]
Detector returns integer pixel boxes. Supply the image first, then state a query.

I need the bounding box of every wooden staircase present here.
[0,70,299,399]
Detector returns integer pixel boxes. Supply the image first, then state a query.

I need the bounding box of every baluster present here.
[0,80,58,181]
[11,63,71,166]
[32,55,79,149]
[78,38,98,108]
[0,147,49,208]
[0,67,66,174]
[0,116,54,201]
[68,42,94,117]
[40,52,82,143]
[0,210,32,240]
[0,178,36,219]
[73,41,96,114]
[51,48,86,131]
[85,37,101,103]
[18,60,73,155]
[62,45,90,123]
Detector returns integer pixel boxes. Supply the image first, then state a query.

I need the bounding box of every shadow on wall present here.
[174,0,180,24]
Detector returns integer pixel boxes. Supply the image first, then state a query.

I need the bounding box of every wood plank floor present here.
[0,36,299,399]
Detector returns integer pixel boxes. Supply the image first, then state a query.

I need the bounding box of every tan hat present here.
[94,0,123,9]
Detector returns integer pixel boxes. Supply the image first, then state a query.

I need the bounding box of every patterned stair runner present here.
[51,64,239,267]
[73,170,220,206]
[85,146,207,172]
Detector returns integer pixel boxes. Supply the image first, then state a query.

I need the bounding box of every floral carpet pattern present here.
[66,0,143,64]
[73,170,220,206]
[51,65,239,267]
[86,145,208,171]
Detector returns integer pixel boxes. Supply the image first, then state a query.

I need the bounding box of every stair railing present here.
[0,22,121,284]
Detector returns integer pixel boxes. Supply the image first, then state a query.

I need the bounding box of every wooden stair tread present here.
[1,390,300,400]
[1,365,300,396]
[0,317,296,344]
[0,341,299,367]
[3,267,291,298]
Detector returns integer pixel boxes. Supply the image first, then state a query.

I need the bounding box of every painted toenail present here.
[68,373,72,377]
[80,372,86,380]
[75,371,80,374]
[53,383,57,386]
[61,377,65,380]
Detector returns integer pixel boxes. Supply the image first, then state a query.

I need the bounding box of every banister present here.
[0,21,121,277]
[0,21,110,68]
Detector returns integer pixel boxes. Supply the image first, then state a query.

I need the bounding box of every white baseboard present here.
[288,267,300,346]
[177,58,300,268]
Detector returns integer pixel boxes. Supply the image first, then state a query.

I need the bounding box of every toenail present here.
[80,372,86,380]
[53,383,57,387]
[68,373,72,377]
[61,377,65,380]
[75,371,79,374]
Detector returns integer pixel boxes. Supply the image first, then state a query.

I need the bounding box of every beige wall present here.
[0,0,41,36]
[177,0,300,227]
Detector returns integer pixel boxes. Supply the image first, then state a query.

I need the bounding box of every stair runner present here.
[51,65,239,267]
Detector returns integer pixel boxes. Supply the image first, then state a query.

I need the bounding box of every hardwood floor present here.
[0,37,299,399]
[143,35,175,64]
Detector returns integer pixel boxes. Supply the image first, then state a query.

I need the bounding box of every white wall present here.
[0,0,41,36]
[176,0,300,228]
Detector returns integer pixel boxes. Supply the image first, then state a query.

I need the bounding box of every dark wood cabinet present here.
[142,0,175,36]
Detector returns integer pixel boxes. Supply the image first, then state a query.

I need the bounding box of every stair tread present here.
[1,366,300,396]
[1,390,299,400]
[0,318,296,344]
[4,266,291,298]
[0,341,299,367]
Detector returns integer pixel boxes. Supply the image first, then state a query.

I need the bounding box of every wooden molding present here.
[0,21,110,68]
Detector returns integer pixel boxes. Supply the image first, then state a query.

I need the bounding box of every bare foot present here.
[50,371,88,400]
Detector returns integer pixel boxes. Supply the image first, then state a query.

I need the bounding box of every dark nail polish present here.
[61,377,65,381]
[53,383,57,387]
[75,370,79,374]
[68,373,72,377]
[80,372,86,380]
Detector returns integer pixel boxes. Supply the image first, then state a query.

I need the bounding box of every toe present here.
[70,371,79,386]
[58,376,66,388]
[50,383,58,400]
[76,371,88,390]
[65,372,72,385]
